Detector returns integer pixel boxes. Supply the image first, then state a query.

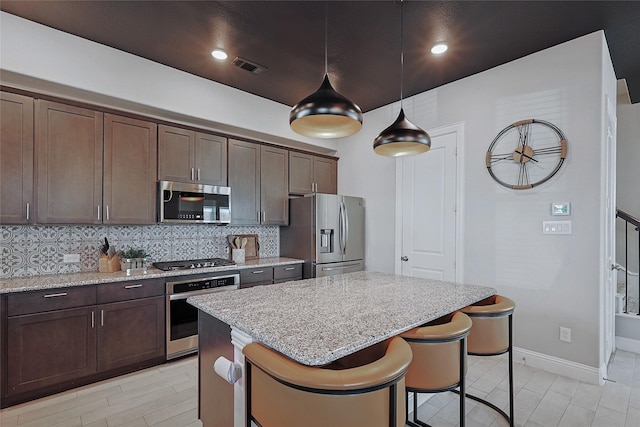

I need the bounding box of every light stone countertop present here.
[0,257,303,294]
[187,271,496,366]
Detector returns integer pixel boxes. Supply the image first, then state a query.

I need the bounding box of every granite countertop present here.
[0,257,303,294]
[188,271,496,366]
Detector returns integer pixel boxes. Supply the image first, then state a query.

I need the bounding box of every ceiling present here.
[2,1,639,112]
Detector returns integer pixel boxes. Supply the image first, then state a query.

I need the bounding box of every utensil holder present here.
[232,249,245,263]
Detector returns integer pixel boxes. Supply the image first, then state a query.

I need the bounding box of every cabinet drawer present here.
[240,267,273,285]
[274,264,302,281]
[97,278,165,304]
[7,286,97,317]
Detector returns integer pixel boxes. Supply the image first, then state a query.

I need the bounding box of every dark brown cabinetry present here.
[1,279,165,407]
[0,92,34,224]
[36,100,103,224]
[103,114,158,224]
[239,264,303,288]
[228,139,288,225]
[289,151,337,195]
[158,125,227,186]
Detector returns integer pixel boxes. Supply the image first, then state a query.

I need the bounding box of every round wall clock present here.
[486,119,568,190]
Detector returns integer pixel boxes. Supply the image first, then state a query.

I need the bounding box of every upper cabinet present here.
[228,139,288,225]
[103,114,158,224]
[158,125,227,186]
[0,92,34,224]
[36,100,103,224]
[289,151,337,195]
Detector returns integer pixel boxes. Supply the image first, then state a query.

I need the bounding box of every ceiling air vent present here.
[232,57,267,74]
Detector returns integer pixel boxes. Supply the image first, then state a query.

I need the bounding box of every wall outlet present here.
[560,327,572,342]
[63,253,80,263]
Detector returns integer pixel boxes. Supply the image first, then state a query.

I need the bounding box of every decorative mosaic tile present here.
[0,224,281,278]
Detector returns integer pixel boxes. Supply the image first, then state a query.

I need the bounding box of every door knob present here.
[401,256,408,261]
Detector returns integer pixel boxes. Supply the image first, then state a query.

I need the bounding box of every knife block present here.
[99,255,121,273]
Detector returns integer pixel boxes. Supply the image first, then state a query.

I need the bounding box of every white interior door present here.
[396,123,462,281]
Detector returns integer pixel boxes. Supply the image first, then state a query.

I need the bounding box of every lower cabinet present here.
[1,279,165,407]
[239,264,303,288]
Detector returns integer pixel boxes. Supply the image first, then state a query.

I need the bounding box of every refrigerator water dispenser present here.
[320,229,334,253]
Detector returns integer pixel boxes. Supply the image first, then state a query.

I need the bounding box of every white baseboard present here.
[513,347,604,385]
[616,336,640,354]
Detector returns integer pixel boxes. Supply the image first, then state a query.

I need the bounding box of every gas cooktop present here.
[153,258,236,271]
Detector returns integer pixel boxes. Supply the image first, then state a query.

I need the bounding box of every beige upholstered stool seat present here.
[242,336,413,427]
[460,294,516,427]
[400,311,472,427]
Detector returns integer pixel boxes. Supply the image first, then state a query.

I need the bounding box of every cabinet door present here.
[0,92,34,224]
[195,132,227,186]
[6,307,97,396]
[36,100,103,224]
[158,125,195,182]
[97,296,165,372]
[228,139,260,225]
[288,151,314,195]
[313,156,338,194]
[261,145,289,225]
[104,114,158,224]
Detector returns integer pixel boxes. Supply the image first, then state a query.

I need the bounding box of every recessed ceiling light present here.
[211,49,228,60]
[431,43,448,55]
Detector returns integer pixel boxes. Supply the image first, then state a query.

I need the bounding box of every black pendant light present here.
[373,0,430,157]
[289,4,363,139]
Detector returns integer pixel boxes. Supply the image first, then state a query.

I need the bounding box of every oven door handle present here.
[169,286,238,300]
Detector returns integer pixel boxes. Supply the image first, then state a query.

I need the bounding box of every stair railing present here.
[616,208,640,314]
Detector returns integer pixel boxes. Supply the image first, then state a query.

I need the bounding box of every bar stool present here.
[460,295,516,427]
[400,311,472,427]
[242,336,413,427]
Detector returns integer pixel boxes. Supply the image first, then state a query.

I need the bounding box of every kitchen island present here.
[188,271,496,426]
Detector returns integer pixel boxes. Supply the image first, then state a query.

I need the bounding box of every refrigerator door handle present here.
[339,202,346,255]
[342,201,349,254]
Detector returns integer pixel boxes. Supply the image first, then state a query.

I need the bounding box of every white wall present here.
[0,12,337,155]
[338,31,615,370]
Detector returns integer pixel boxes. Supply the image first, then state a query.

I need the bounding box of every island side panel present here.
[198,311,233,426]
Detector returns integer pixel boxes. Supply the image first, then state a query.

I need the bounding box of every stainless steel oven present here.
[166,272,239,360]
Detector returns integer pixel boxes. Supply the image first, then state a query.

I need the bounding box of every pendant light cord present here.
[400,0,404,105]
[324,2,328,75]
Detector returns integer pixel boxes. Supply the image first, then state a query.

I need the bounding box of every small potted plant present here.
[118,247,150,274]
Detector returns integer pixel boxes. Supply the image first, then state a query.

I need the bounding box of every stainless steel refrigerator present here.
[280,193,364,278]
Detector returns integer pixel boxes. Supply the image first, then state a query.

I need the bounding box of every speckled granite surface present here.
[188,271,496,366]
[0,257,303,293]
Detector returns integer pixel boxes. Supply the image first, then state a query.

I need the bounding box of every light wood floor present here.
[1,350,639,426]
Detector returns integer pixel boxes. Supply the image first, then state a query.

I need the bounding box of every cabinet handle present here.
[26,202,30,220]
[97,205,101,221]
[252,270,264,274]
[101,309,104,327]
[191,168,195,181]
[262,211,266,222]
[257,211,261,222]
[197,168,201,181]
[91,311,95,328]
[106,205,110,221]
[124,284,142,289]
[284,267,296,271]
[44,292,68,298]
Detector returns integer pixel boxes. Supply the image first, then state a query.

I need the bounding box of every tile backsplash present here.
[0,224,279,278]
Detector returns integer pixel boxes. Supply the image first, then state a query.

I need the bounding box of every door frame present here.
[394,121,466,282]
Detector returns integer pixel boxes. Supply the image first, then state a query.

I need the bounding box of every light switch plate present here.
[63,253,80,263]
[542,221,572,235]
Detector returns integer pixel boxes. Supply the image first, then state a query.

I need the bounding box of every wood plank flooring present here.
[1,350,639,426]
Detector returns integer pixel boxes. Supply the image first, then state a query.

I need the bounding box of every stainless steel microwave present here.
[158,181,231,224]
